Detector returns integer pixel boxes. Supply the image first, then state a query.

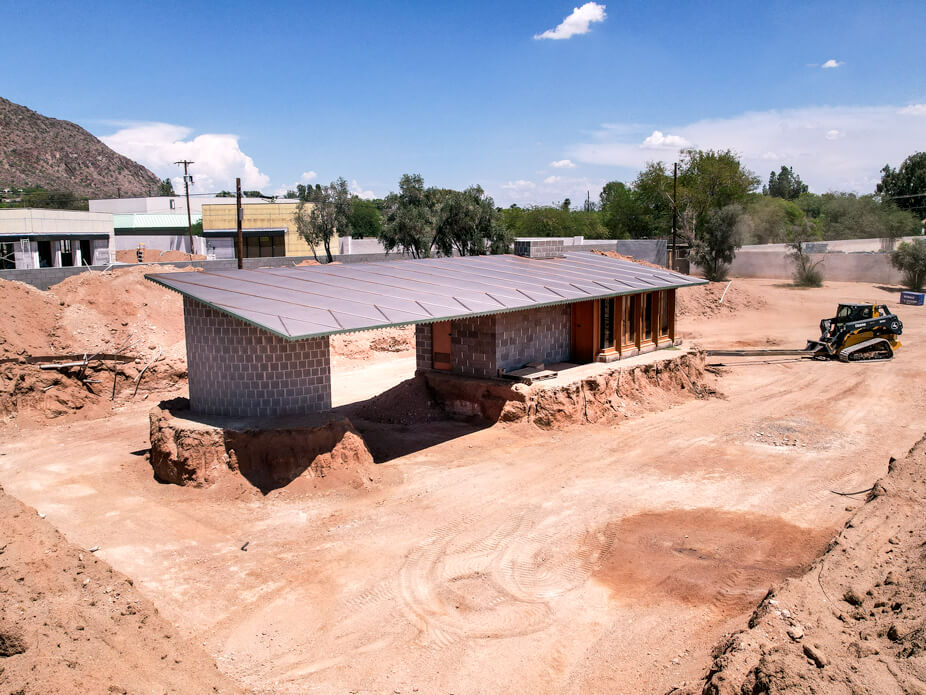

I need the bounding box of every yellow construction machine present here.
[707,302,903,363]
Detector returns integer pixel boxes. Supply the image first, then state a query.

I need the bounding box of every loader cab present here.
[834,303,872,324]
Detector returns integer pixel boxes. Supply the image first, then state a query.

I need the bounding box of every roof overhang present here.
[146,252,707,341]
[202,228,286,238]
[0,233,110,241]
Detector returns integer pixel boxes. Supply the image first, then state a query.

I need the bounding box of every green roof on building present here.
[113,213,202,231]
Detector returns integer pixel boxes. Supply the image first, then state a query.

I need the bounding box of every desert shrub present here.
[788,240,824,287]
[891,239,926,290]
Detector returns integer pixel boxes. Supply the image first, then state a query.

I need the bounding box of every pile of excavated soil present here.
[592,249,667,270]
[149,399,380,496]
[330,326,414,360]
[676,436,926,695]
[423,352,719,428]
[676,280,768,320]
[0,281,62,358]
[343,374,446,425]
[0,266,194,424]
[0,484,243,694]
[114,249,205,263]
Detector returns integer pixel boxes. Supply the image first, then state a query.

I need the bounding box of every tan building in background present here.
[201,201,326,260]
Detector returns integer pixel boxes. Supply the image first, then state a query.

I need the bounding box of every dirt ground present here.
[675,435,926,695]
[0,483,244,694]
[0,278,924,694]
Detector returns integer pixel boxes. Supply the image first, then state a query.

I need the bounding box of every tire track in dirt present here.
[397,506,614,649]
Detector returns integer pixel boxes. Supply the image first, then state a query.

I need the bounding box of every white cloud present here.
[100,122,270,193]
[300,171,317,183]
[350,179,375,200]
[899,104,926,115]
[821,59,843,69]
[825,129,843,140]
[534,2,606,40]
[501,179,537,191]
[569,104,926,193]
[493,175,603,207]
[641,130,691,149]
[549,159,577,169]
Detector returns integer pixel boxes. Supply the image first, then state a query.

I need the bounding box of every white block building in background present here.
[0,209,115,269]
[89,195,269,216]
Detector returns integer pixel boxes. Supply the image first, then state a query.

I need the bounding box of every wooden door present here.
[432,321,452,371]
[571,301,595,363]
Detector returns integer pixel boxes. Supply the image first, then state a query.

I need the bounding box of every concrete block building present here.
[0,209,114,269]
[201,201,327,260]
[147,239,704,417]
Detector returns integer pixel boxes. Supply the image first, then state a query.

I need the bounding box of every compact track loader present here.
[706,303,903,363]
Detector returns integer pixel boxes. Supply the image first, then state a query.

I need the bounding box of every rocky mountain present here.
[0,96,161,198]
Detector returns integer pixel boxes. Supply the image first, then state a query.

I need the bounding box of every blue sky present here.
[3,0,925,204]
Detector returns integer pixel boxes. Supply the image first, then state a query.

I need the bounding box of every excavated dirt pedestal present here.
[149,398,377,493]
[423,350,717,428]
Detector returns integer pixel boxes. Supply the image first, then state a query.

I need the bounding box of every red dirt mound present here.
[0,484,244,694]
[115,249,205,263]
[592,249,667,270]
[331,326,414,359]
[424,352,718,428]
[0,266,193,425]
[676,280,767,320]
[675,436,926,695]
[149,399,380,495]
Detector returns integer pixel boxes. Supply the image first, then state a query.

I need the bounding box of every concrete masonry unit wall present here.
[417,305,571,378]
[699,250,905,284]
[183,297,331,417]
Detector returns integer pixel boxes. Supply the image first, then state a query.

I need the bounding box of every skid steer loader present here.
[706,303,903,363]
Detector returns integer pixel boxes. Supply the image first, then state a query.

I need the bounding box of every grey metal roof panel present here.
[145,252,707,340]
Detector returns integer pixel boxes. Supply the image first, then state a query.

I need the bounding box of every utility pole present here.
[236,177,244,270]
[671,162,678,270]
[175,160,195,259]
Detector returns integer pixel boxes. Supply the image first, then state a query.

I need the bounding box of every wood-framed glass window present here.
[598,298,616,352]
[642,293,655,342]
[621,295,638,347]
[658,290,673,340]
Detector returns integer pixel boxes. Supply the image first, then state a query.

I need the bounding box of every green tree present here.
[599,181,655,239]
[877,152,926,215]
[157,178,175,196]
[632,162,675,236]
[763,166,808,200]
[569,210,608,239]
[296,178,352,263]
[347,199,382,239]
[691,204,743,281]
[22,188,86,210]
[380,173,436,259]
[512,206,575,237]
[741,195,808,244]
[813,193,918,241]
[891,239,926,290]
[678,149,759,236]
[433,186,508,256]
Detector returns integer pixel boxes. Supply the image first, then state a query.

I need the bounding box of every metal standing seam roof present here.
[145,252,707,341]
